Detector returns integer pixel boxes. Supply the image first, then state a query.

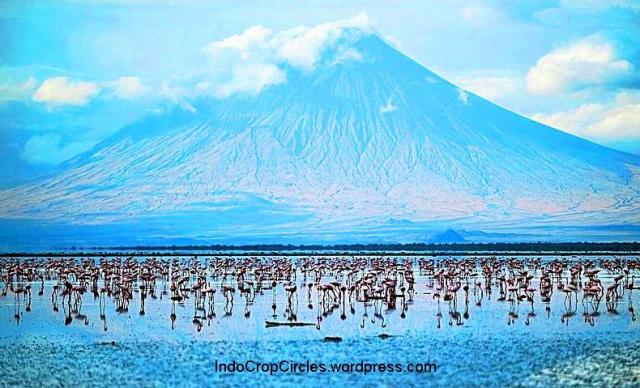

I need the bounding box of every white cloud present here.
[460,2,500,27]
[532,92,640,141]
[22,133,95,165]
[3,71,148,105]
[202,25,273,65]
[589,104,640,140]
[214,63,286,98]
[32,76,99,106]
[159,81,197,112]
[533,104,604,135]
[379,98,397,114]
[526,35,633,95]
[159,80,186,100]
[0,76,37,103]
[456,76,521,102]
[458,88,469,105]
[109,76,149,99]
[200,13,374,98]
[271,13,373,69]
[331,48,364,66]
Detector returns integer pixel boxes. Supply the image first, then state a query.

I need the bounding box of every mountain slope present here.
[1,33,639,248]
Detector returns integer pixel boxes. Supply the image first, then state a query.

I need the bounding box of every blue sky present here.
[1,0,639,181]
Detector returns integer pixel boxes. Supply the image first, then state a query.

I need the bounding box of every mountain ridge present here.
[0,32,638,249]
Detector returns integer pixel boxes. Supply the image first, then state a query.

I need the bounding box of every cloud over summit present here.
[199,13,374,98]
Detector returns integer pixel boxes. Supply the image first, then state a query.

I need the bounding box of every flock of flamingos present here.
[1,254,639,333]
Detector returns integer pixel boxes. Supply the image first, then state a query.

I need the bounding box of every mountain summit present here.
[1,31,639,248]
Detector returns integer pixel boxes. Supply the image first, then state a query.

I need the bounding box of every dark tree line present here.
[108,241,639,253]
[4,241,637,257]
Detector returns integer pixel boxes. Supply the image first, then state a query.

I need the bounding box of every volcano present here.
[1,30,639,249]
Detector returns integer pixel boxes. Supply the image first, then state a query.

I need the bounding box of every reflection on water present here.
[1,254,639,386]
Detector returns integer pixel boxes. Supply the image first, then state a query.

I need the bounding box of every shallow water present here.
[1,254,639,387]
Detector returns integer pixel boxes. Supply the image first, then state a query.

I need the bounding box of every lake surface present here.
[1,254,639,387]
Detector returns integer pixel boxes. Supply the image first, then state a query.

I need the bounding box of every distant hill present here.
[429,229,466,243]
